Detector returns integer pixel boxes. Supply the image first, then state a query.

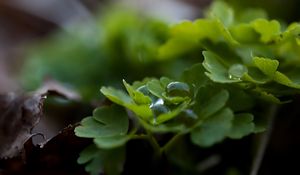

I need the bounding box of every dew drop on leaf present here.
[166,82,190,97]
[228,64,248,80]
[150,99,169,118]
[137,85,150,96]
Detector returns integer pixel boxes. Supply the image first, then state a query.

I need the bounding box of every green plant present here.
[21,1,300,175]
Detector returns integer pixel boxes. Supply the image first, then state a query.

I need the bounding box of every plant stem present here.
[161,133,182,153]
[131,134,148,140]
[145,130,162,158]
[135,117,162,158]
[250,104,278,175]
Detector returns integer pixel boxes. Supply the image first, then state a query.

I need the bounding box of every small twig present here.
[250,105,278,175]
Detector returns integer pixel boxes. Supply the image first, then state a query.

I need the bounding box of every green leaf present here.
[162,94,189,104]
[243,67,270,84]
[191,108,234,147]
[100,87,133,106]
[75,105,128,138]
[251,19,281,43]
[193,86,229,120]
[77,144,99,164]
[194,19,238,45]
[127,104,153,120]
[274,71,300,88]
[78,144,125,175]
[181,63,209,89]
[158,38,199,59]
[253,57,279,77]
[123,79,152,105]
[251,88,281,103]
[94,135,130,149]
[227,88,255,111]
[170,20,199,38]
[131,77,153,89]
[227,113,255,139]
[168,109,198,128]
[251,57,300,88]
[202,51,240,83]
[101,86,153,120]
[230,24,259,43]
[75,117,105,138]
[158,21,200,59]
[207,1,234,27]
[78,144,104,175]
[160,77,173,88]
[158,17,238,59]
[146,79,165,98]
[83,156,103,175]
[92,106,129,135]
[254,125,266,133]
[154,101,190,125]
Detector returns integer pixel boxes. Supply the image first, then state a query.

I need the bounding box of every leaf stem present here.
[161,133,183,153]
[145,129,162,158]
[250,104,278,175]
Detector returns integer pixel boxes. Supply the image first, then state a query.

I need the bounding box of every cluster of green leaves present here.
[159,1,300,102]
[74,1,300,174]
[75,70,259,174]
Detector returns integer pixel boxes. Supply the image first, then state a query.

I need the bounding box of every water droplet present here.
[228,74,240,80]
[137,85,150,96]
[150,98,164,108]
[228,64,248,80]
[150,99,169,118]
[166,82,190,97]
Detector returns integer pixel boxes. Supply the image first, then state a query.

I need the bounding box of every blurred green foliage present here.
[21,8,197,101]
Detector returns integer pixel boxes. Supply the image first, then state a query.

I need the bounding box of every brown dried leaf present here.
[0,124,91,174]
[0,92,46,158]
[0,80,81,158]
[36,79,81,101]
